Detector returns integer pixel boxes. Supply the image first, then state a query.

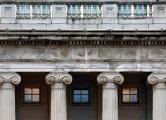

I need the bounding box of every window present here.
[122,87,138,103]
[72,87,90,104]
[24,87,40,103]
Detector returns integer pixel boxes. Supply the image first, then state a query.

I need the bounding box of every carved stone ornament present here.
[97,72,124,85]
[148,73,166,85]
[45,72,72,85]
[0,72,21,85]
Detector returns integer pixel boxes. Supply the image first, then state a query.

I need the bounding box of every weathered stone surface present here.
[0,47,20,60]
[148,48,166,60]
[87,47,98,59]
[59,46,72,59]
[0,46,166,62]
[72,47,86,59]
[20,47,46,60]
[46,47,59,60]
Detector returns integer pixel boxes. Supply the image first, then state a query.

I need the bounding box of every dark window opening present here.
[72,87,90,104]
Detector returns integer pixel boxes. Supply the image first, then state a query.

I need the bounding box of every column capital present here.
[148,73,166,85]
[0,72,21,85]
[45,72,72,85]
[97,72,124,85]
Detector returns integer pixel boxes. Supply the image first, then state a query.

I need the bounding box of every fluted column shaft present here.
[0,73,21,120]
[148,74,166,120]
[45,73,72,120]
[97,72,124,120]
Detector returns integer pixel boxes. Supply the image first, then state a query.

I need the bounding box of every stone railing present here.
[0,2,165,29]
[67,4,102,18]
[16,4,51,19]
[118,3,153,18]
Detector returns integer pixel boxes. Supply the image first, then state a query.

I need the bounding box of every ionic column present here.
[45,72,72,120]
[97,72,124,120]
[0,73,21,120]
[148,74,166,120]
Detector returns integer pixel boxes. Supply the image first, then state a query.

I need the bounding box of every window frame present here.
[23,85,41,104]
[120,84,139,105]
[71,86,91,105]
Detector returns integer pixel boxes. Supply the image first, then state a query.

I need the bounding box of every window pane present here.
[130,95,138,102]
[24,95,32,102]
[130,88,137,94]
[32,95,40,102]
[24,88,32,94]
[74,90,81,94]
[81,90,88,94]
[82,95,89,102]
[123,88,129,94]
[32,88,40,94]
[123,95,130,102]
[74,95,81,103]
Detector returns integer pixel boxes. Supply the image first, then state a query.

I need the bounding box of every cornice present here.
[0,30,166,46]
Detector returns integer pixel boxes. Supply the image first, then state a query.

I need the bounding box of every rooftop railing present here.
[118,3,153,18]
[15,2,155,20]
[67,4,102,18]
[16,4,51,19]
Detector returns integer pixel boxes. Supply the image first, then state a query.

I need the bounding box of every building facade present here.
[0,0,166,120]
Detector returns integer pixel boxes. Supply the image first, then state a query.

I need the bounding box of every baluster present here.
[129,5,132,17]
[72,5,76,17]
[119,5,124,17]
[131,5,134,18]
[135,4,140,17]
[75,5,79,17]
[81,5,83,18]
[25,5,28,18]
[21,5,25,18]
[93,5,97,17]
[147,5,150,17]
[149,5,153,17]
[37,5,41,18]
[68,5,73,17]
[78,5,81,17]
[85,5,89,17]
[88,5,91,17]
[42,5,50,18]
[124,4,129,17]
[141,5,145,17]
[96,5,101,17]
[91,5,94,17]
[16,5,21,18]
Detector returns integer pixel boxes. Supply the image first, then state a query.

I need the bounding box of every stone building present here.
[0,0,166,120]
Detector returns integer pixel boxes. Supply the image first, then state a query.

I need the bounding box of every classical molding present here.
[0,30,165,46]
[97,72,124,85]
[45,72,72,85]
[147,73,166,85]
[0,72,21,85]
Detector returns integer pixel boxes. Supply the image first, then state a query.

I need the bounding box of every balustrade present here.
[118,4,153,18]
[67,4,102,18]
[16,4,51,19]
